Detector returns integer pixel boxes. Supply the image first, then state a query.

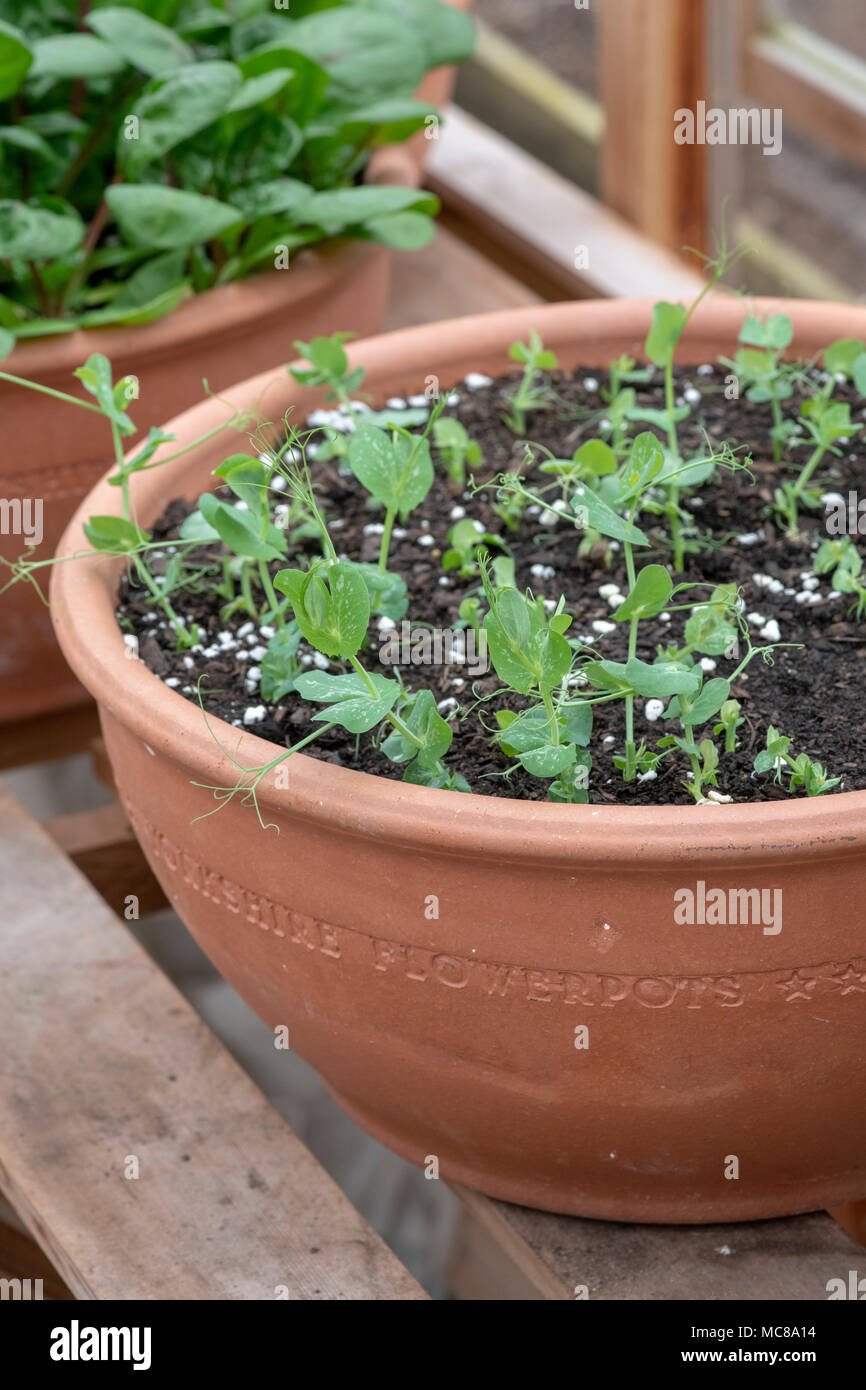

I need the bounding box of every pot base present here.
[324,1083,866,1225]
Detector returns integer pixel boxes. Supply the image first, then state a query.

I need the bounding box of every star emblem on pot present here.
[828,963,866,996]
[776,970,817,1002]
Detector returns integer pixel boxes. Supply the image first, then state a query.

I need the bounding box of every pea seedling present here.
[433,416,482,490]
[753,726,841,796]
[814,537,866,620]
[775,397,859,538]
[501,331,559,435]
[721,314,798,462]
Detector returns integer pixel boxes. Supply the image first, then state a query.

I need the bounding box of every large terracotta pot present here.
[0,0,477,724]
[52,299,866,1223]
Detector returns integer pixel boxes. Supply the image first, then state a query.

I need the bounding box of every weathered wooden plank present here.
[0,783,425,1301]
[451,1185,864,1301]
[387,223,539,330]
[44,803,167,919]
[426,107,706,301]
[0,703,99,772]
[0,1202,73,1301]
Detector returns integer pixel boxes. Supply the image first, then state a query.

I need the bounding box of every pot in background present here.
[51,298,866,1222]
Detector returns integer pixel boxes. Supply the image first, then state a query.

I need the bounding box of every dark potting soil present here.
[117,361,866,805]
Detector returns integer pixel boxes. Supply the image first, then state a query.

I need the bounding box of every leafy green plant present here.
[721,313,798,462]
[501,331,558,435]
[272,469,462,791]
[478,560,593,802]
[346,394,444,583]
[714,698,744,753]
[635,222,746,569]
[289,332,364,410]
[433,415,481,489]
[814,537,866,620]
[753,726,841,796]
[774,397,858,538]
[442,518,504,581]
[0,1,474,346]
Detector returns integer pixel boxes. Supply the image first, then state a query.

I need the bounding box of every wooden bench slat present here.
[452,1185,863,1301]
[0,783,425,1301]
[44,803,167,919]
[428,106,707,302]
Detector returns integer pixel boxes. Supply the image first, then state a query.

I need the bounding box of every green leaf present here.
[237,45,329,122]
[616,431,665,504]
[0,198,84,261]
[296,668,400,734]
[739,312,792,350]
[87,7,194,76]
[684,598,738,656]
[198,494,286,561]
[358,0,477,67]
[561,701,593,746]
[338,96,433,144]
[232,178,314,223]
[74,354,135,433]
[354,561,408,620]
[574,439,617,476]
[613,564,673,623]
[852,354,866,398]
[0,19,32,100]
[364,210,435,250]
[286,9,428,102]
[120,63,243,178]
[670,677,732,726]
[824,338,866,378]
[348,423,433,518]
[482,587,571,695]
[178,509,219,544]
[260,623,302,703]
[83,515,147,553]
[30,34,124,81]
[519,742,576,778]
[381,689,452,767]
[645,301,687,366]
[275,560,370,659]
[626,404,690,428]
[584,658,699,700]
[106,185,242,250]
[11,317,79,338]
[213,455,271,522]
[570,482,650,545]
[0,325,14,359]
[301,185,438,232]
[226,68,292,112]
[625,658,700,700]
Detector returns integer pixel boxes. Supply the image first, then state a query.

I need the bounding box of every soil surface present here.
[118,361,866,805]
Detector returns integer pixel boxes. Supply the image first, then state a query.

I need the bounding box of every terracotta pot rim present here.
[51,295,866,865]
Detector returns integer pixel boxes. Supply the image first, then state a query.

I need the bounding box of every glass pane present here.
[770,0,866,65]
[737,129,866,298]
[474,0,598,97]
